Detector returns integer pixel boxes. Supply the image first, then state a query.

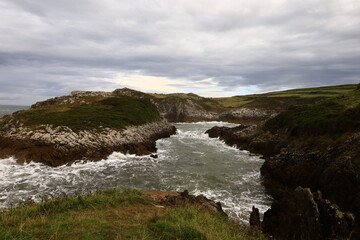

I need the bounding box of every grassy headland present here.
[214,84,358,111]
[0,189,265,240]
[262,86,360,168]
[265,87,360,140]
[9,96,161,131]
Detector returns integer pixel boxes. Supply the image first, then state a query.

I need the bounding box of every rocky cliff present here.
[207,123,360,239]
[206,87,360,239]
[113,88,276,123]
[0,91,176,166]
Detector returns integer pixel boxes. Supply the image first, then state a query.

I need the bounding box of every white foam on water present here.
[0,122,272,224]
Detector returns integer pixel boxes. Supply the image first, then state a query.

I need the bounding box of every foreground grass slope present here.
[9,96,161,131]
[0,190,264,240]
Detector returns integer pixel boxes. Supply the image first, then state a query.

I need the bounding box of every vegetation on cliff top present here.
[114,84,358,115]
[264,87,360,149]
[214,84,357,111]
[0,189,265,240]
[10,96,161,131]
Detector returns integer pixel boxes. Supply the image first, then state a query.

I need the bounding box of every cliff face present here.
[113,88,276,123]
[0,119,176,166]
[207,124,360,239]
[206,88,360,239]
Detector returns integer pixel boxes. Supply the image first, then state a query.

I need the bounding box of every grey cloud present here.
[0,0,359,105]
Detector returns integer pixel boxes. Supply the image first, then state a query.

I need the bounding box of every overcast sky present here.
[0,0,359,105]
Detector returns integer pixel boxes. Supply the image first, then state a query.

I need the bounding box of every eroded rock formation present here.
[262,187,355,240]
[206,124,360,239]
[0,119,176,166]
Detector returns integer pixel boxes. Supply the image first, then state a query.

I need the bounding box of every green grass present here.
[264,88,360,143]
[0,190,265,240]
[214,84,358,111]
[12,96,161,131]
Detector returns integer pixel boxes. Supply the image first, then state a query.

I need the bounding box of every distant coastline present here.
[0,105,29,118]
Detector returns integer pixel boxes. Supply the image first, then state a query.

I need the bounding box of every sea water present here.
[0,111,272,223]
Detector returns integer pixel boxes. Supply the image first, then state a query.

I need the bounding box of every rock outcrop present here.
[0,89,179,166]
[262,187,355,240]
[112,88,276,123]
[206,123,360,239]
[158,190,227,216]
[0,119,176,166]
[205,124,286,158]
[249,206,261,228]
[31,91,113,109]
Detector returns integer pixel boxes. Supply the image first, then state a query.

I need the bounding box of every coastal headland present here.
[0,84,359,239]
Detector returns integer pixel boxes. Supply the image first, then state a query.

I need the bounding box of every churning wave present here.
[0,122,272,223]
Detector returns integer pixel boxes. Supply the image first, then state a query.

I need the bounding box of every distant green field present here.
[214,84,358,111]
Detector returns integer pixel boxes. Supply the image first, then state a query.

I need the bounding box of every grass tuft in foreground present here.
[0,189,265,240]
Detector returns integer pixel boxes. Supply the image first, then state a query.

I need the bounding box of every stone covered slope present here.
[0,91,176,166]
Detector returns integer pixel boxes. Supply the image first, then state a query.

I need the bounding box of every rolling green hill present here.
[214,84,358,111]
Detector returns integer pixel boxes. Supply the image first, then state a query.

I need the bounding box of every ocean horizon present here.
[0,105,29,118]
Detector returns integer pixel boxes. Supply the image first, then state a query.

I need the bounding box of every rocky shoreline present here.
[206,124,360,239]
[0,119,176,166]
[0,88,274,166]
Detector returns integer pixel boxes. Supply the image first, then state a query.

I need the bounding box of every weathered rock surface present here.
[206,124,360,239]
[205,124,287,158]
[31,90,113,109]
[159,190,227,216]
[249,206,261,228]
[113,88,276,123]
[0,118,176,166]
[262,187,355,240]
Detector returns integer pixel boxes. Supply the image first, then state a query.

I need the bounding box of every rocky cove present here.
[1,86,359,239]
[0,89,273,165]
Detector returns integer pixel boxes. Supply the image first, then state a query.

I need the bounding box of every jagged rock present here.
[262,187,355,240]
[314,191,356,239]
[249,206,261,228]
[160,190,227,216]
[206,121,360,238]
[206,124,286,158]
[0,120,176,166]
